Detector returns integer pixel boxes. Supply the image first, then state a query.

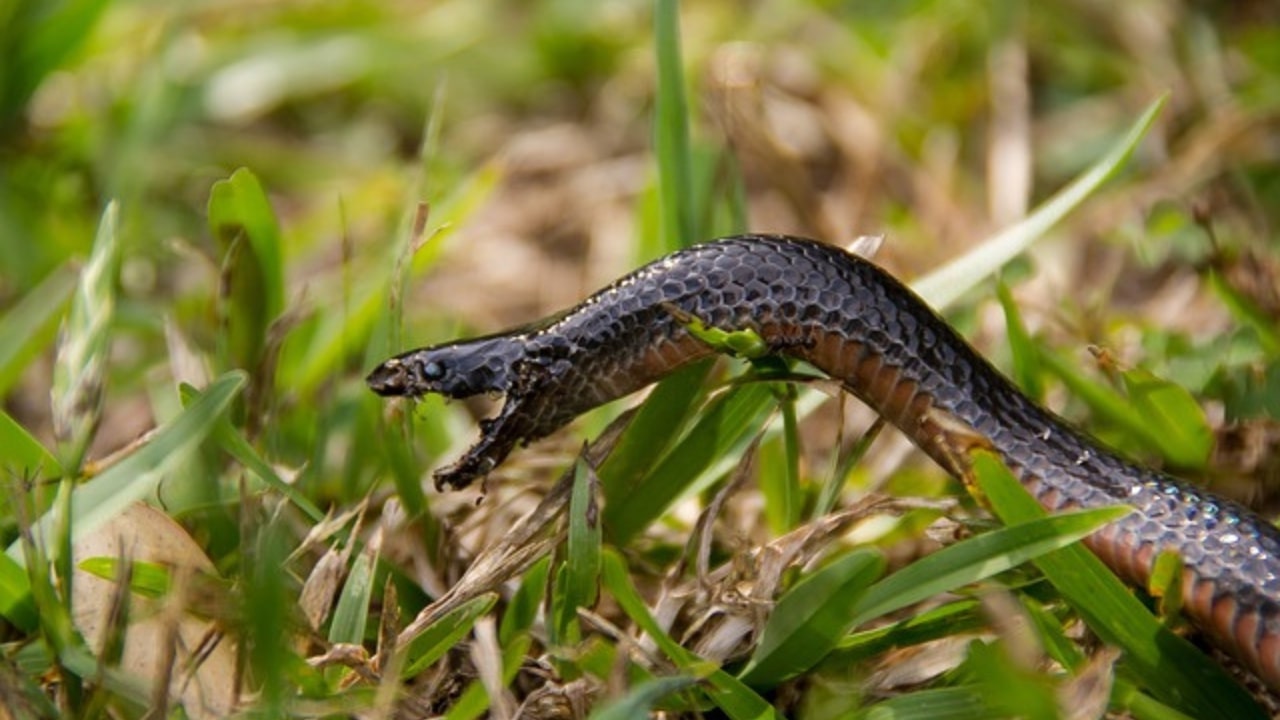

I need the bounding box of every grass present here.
[3,1,1280,718]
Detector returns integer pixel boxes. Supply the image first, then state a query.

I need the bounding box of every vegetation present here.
[2,1,1279,718]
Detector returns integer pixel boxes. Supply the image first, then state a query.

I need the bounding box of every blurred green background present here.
[3,1,1280,718]
[5,0,1278,437]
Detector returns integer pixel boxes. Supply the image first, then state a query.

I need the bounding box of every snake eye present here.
[423,360,446,381]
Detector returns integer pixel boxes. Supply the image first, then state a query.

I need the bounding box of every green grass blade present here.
[601,549,777,720]
[245,517,293,713]
[198,399,325,522]
[554,458,602,643]
[849,505,1131,627]
[590,675,699,720]
[0,262,76,398]
[6,371,246,567]
[444,633,534,720]
[738,548,885,687]
[1040,351,1202,467]
[758,388,801,534]
[965,637,1060,720]
[0,551,37,630]
[208,167,285,373]
[1120,367,1213,468]
[0,408,61,479]
[598,360,712,499]
[604,382,777,543]
[652,0,695,251]
[1021,596,1085,671]
[329,542,377,646]
[1206,269,1280,357]
[500,556,550,644]
[853,686,998,720]
[971,450,1265,720]
[831,600,985,663]
[400,593,498,678]
[76,557,173,599]
[1116,682,1200,720]
[0,0,109,127]
[996,278,1043,400]
[291,163,499,396]
[912,96,1166,309]
[18,481,82,706]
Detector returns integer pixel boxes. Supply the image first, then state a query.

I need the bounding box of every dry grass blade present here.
[382,412,628,667]
[656,494,913,667]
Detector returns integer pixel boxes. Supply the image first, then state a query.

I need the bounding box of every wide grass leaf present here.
[854,685,1000,720]
[1040,351,1173,462]
[652,0,695,251]
[0,552,37,630]
[849,505,1131,627]
[970,450,1265,720]
[965,638,1059,720]
[1120,367,1213,468]
[329,542,377,646]
[6,371,246,567]
[208,168,285,373]
[738,548,885,687]
[0,262,76,398]
[553,458,602,644]
[604,382,776,543]
[590,675,699,720]
[401,593,498,677]
[602,549,777,720]
[598,360,712,500]
[912,96,1165,309]
[0,0,109,126]
[1042,350,1215,469]
[0,409,61,479]
[1206,269,1280,357]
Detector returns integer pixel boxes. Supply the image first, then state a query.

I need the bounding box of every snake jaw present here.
[432,354,584,490]
[433,449,498,491]
[432,388,538,491]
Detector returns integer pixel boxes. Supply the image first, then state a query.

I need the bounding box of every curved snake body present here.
[368,234,1280,690]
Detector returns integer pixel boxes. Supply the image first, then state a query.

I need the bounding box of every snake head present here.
[368,333,543,491]
[366,334,523,400]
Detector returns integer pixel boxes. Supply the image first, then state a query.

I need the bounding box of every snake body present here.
[368,234,1280,690]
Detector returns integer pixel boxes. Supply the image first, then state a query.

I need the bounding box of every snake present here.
[367,233,1280,691]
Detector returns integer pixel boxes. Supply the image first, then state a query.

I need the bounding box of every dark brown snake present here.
[367,234,1280,691]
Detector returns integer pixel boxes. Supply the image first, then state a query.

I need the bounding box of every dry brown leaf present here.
[72,502,237,719]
